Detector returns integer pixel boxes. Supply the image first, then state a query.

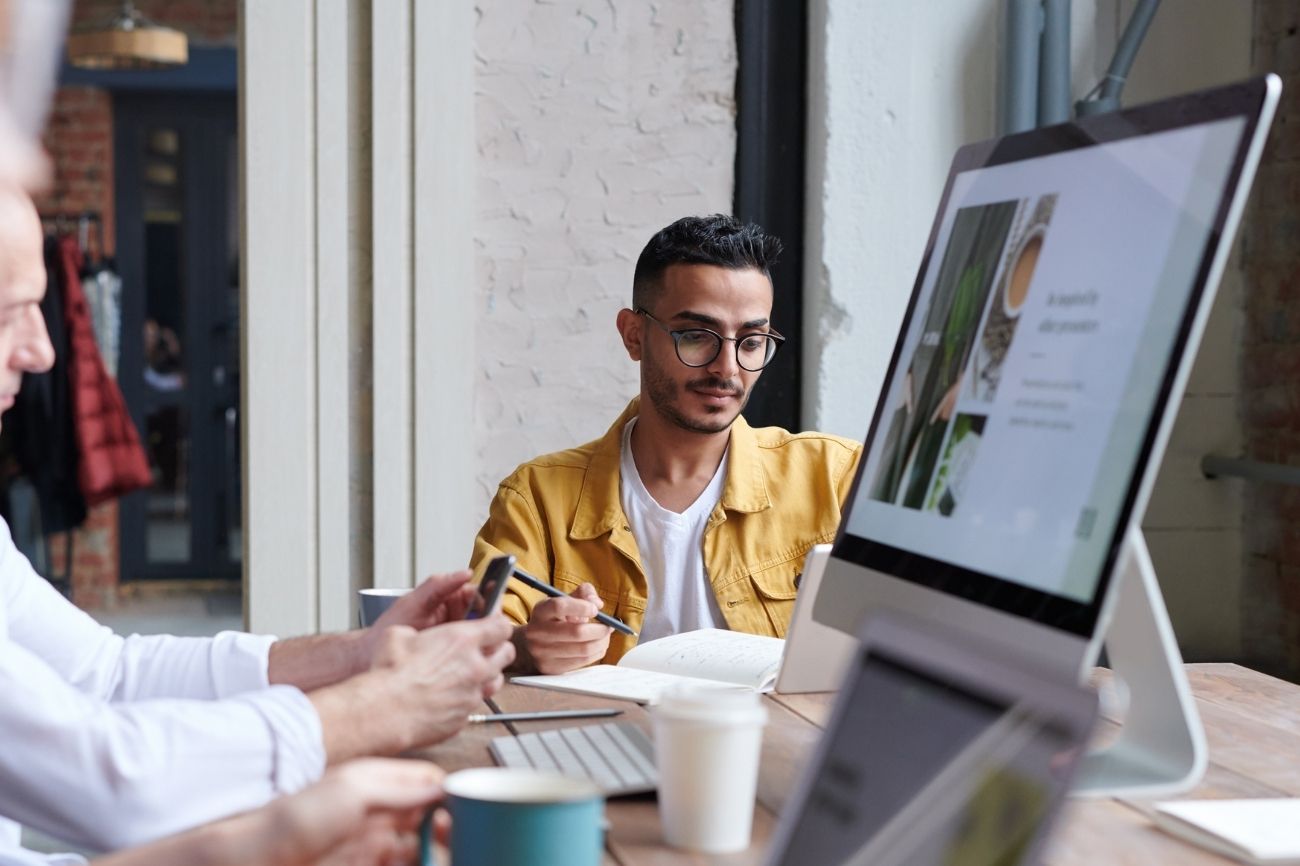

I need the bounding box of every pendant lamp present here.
[66,1,188,70]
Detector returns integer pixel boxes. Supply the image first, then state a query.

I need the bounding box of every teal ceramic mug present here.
[433,767,603,866]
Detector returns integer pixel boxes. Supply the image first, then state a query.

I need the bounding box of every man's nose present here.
[707,340,741,378]
[16,308,55,374]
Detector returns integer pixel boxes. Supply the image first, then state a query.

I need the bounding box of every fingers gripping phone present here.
[466,554,514,620]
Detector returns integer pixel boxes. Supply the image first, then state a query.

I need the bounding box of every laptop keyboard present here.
[489,721,658,796]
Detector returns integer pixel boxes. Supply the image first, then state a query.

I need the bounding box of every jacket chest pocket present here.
[553,571,646,621]
[738,555,803,638]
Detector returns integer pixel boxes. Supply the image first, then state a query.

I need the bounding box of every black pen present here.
[467,708,624,724]
[511,567,639,637]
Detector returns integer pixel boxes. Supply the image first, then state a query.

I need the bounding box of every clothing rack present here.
[24,211,112,598]
[40,209,100,230]
[40,210,106,263]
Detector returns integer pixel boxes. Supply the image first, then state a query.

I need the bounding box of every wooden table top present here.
[418,663,1300,865]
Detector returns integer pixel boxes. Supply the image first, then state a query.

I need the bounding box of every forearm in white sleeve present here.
[2,527,275,702]
[0,638,325,852]
[105,630,276,701]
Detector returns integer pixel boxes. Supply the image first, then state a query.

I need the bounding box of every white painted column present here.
[243,0,478,634]
[802,0,1001,441]
[242,1,318,637]
[413,0,477,574]
[314,0,358,631]
[370,0,414,590]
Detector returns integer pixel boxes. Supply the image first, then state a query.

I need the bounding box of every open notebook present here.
[511,628,784,705]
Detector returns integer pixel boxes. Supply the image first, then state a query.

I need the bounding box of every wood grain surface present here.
[411,663,1299,864]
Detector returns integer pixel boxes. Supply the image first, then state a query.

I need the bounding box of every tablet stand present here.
[1072,526,1207,798]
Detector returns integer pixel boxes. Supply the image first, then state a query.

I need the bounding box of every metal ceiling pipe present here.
[1077,0,1163,116]
[1039,0,1072,125]
[1003,0,1042,134]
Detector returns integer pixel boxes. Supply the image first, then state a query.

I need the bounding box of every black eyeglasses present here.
[636,308,785,372]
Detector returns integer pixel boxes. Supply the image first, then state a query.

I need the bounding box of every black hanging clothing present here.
[4,238,87,532]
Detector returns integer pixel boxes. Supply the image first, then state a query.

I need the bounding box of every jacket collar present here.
[570,397,771,541]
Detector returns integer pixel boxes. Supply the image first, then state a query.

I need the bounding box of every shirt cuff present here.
[209,631,277,698]
[239,684,327,794]
[0,847,87,866]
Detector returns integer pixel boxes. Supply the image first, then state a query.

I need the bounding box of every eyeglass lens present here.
[675,330,778,371]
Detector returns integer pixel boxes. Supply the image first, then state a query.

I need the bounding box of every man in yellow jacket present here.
[471,215,861,674]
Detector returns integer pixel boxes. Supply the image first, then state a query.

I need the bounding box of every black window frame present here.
[734,0,809,432]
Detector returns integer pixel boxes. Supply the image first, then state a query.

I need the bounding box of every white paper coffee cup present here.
[653,685,768,853]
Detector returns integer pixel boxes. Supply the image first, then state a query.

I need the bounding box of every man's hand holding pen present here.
[511,582,614,675]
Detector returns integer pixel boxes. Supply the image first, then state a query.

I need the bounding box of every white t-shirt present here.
[0,518,324,858]
[620,417,727,644]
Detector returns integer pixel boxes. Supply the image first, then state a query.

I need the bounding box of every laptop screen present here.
[767,630,1096,866]
[834,78,1277,638]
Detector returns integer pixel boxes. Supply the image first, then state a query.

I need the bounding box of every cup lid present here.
[653,684,768,724]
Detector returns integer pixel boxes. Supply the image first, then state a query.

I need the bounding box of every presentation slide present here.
[847,118,1245,604]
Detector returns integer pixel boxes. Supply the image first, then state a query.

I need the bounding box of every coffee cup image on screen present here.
[971,194,1059,404]
[869,200,1018,510]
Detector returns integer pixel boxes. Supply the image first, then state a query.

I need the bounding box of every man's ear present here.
[616,308,643,361]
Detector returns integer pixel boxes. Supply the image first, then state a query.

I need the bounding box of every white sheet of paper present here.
[1154,799,1300,865]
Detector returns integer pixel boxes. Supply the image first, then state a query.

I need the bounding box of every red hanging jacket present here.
[55,236,152,505]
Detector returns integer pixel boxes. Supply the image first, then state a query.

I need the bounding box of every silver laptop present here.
[776,544,857,693]
[765,612,1098,866]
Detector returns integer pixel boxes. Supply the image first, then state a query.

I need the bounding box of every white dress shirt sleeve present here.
[0,521,326,852]
[0,636,324,851]
[2,530,273,702]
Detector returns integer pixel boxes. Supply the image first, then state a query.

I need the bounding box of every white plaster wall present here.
[806,0,1251,659]
[474,1,737,519]
[804,0,998,441]
[805,0,1122,440]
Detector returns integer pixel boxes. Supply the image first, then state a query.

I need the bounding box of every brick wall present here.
[33,86,113,241]
[1095,2,1250,666]
[31,0,235,608]
[1241,0,1300,675]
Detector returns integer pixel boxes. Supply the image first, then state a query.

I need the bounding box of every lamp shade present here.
[66,1,187,70]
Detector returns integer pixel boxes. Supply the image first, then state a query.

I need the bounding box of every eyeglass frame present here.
[634,307,786,372]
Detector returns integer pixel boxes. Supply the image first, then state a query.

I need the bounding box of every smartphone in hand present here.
[466,554,514,619]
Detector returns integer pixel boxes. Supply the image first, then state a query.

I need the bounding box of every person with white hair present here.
[0,132,508,866]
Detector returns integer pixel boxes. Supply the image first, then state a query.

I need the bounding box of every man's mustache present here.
[686,376,743,396]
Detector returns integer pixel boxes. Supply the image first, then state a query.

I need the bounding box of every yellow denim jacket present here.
[470,398,862,664]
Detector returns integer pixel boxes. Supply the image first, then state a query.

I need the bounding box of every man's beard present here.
[643,350,749,434]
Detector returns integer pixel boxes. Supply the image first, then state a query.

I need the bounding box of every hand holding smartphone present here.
[466,554,514,620]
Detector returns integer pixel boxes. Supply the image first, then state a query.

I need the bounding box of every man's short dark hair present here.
[632,214,783,310]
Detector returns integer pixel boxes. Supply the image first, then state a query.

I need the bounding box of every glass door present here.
[115,94,240,581]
